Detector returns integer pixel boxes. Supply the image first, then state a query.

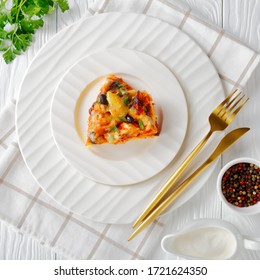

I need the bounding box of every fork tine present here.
[226,97,249,123]
[214,89,238,113]
[218,91,242,117]
[226,93,245,114]
[219,92,243,118]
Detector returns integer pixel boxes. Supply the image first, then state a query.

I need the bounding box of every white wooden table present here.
[1,0,260,259]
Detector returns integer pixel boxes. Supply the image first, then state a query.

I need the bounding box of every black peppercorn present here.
[221,162,260,207]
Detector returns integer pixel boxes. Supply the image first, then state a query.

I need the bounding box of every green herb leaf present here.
[13,33,32,51]
[138,119,144,130]
[119,116,127,122]
[0,27,8,39]
[110,126,119,133]
[123,96,131,106]
[117,89,128,97]
[115,81,122,88]
[57,0,70,12]
[0,41,8,52]
[22,5,41,18]
[144,106,149,114]
[0,0,70,63]
[20,18,44,34]
[0,14,8,28]
[3,48,15,64]
[120,89,128,95]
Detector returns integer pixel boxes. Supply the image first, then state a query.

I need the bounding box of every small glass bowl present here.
[217,157,260,215]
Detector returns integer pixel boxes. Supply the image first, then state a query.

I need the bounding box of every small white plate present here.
[50,49,188,185]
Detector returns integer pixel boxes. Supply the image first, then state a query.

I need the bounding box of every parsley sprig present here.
[0,0,69,64]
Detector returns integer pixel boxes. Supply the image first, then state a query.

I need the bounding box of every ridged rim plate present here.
[16,13,224,224]
[50,49,188,185]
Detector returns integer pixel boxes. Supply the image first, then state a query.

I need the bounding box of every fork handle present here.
[132,129,213,228]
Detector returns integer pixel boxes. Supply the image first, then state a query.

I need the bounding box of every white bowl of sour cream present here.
[161,219,260,260]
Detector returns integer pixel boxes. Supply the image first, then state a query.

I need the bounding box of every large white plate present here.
[16,13,224,224]
[50,49,188,186]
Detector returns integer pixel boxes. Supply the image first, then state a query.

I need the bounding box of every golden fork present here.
[133,89,249,228]
[129,127,250,240]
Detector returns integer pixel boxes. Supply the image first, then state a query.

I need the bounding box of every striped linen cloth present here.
[0,0,259,259]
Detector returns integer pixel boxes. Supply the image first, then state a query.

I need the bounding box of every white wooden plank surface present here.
[180,0,223,26]
[0,0,90,261]
[1,0,260,259]
[0,10,57,111]
[221,0,260,260]
[223,0,260,51]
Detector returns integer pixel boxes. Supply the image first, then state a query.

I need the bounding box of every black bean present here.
[126,114,135,123]
[109,81,122,90]
[132,96,143,107]
[99,94,108,105]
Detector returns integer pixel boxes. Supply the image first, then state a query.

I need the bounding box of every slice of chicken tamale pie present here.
[86,75,159,145]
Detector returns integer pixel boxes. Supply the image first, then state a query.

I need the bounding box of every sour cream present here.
[170,227,237,259]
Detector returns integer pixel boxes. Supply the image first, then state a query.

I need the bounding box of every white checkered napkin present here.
[0,103,167,260]
[0,102,168,259]
[0,0,260,260]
